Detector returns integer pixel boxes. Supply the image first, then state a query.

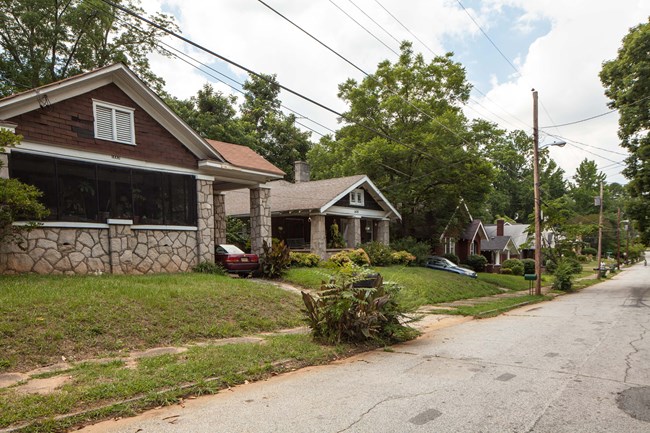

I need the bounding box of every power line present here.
[541,109,617,128]
[346,0,401,45]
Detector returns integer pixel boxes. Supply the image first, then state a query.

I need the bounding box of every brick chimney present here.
[294,161,310,183]
[497,219,505,236]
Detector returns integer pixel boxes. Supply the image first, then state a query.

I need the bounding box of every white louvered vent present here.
[93,101,135,145]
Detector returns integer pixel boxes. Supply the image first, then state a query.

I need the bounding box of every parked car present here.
[424,256,477,279]
[215,244,259,275]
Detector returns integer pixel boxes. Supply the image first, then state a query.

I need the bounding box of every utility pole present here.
[532,90,542,296]
[617,208,621,270]
[595,182,604,276]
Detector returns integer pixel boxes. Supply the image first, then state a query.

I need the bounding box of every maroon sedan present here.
[215,244,259,275]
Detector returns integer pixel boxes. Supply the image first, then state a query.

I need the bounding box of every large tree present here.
[0,0,177,96]
[600,19,650,244]
[308,42,494,239]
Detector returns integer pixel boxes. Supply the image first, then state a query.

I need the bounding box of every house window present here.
[93,100,135,145]
[349,188,364,206]
[444,237,455,255]
[9,152,197,225]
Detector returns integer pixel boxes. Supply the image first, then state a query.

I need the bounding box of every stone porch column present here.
[345,217,361,248]
[376,219,390,245]
[310,214,326,259]
[0,122,16,179]
[108,219,133,274]
[213,192,227,245]
[197,179,215,264]
[250,186,271,256]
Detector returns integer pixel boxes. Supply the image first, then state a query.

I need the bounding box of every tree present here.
[600,19,650,244]
[0,129,49,244]
[0,0,177,96]
[568,159,606,215]
[308,42,494,239]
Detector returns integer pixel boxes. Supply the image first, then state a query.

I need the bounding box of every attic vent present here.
[93,100,135,145]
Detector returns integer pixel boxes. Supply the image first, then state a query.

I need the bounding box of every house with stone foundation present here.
[224,161,401,259]
[0,64,284,275]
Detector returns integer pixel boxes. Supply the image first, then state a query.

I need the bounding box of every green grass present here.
[0,273,304,372]
[476,273,551,291]
[429,295,552,318]
[0,334,349,430]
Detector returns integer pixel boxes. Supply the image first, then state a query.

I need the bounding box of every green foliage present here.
[577,254,589,263]
[260,239,291,278]
[443,253,460,265]
[466,254,487,272]
[360,241,393,266]
[501,259,524,276]
[301,266,415,344]
[328,222,346,248]
[552,260,575,291]
[225,217,250,250]
[521,258,536,275]
[545,259,558,274]
[601,20,650,244]
[192,261,226,275]
[390,237,431,265]
[583,247,597,256]
[328,249,371,267]
[500,268,513,275]
[289,252,321,268]
[390,250,416,266]
[0,0,178,96]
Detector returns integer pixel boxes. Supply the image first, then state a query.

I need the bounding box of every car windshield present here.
[430,257,455,267]
[217,244,245,254]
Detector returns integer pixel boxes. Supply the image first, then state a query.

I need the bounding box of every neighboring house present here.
[0,63,283,275]
[224,161,401,259]
[436,200,488,263]
[481,220,520,269]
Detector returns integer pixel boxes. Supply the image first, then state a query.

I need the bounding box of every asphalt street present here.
[81,260,650,433]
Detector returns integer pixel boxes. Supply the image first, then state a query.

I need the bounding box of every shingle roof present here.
[461,219,488,241]
[482,236,518,253]
[225,174,367,215]
[206,139,285,176]
[485,223,530,249]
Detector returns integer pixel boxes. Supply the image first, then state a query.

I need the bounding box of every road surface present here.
[81,261,650,432]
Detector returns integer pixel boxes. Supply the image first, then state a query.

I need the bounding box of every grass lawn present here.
[477,272,552,291]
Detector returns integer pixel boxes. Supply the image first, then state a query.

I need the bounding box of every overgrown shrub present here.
[545,259,558,274]
[583,247,597,256]
[328,222,346,248]
[301,265,416,344]
[466,254,487,272]
[329,248,371,267]
[564,257,583,274]
[502,259,524,276]
[521,258,535,275]
[552,259,575,291]
[260,239,291,278]
[391,250,416,265]
[390,237,431,265]
[289,252,321,267]
[360,241,393,266]
[192,261,225,275]
[577,254,589,263]
[443,253,459,265]
[500,267,513,275]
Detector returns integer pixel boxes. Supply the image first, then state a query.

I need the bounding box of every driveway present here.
[81,262,650,432]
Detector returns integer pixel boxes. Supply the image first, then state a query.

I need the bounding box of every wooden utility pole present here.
[532,90,542,296]
[596,182,604,276]
[617,208,621,269]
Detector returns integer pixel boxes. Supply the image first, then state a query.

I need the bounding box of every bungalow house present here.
[481,219,520,270]
[0,63,283,275]
[224,161,401,259]
[436,200,488,263]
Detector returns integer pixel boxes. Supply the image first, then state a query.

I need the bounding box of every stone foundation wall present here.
[0,225,199,275]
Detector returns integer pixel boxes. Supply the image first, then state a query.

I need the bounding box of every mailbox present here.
[524,274,537,281]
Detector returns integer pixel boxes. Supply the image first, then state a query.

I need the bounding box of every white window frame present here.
[349,188,365,206]
[93,100,136,145]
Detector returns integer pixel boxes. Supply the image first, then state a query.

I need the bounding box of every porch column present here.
[0,151,8,179]
[250,186,271,256]
[213,192,227,245]
[310,214,326,259]
[345,217,361,248]
[376,219,390,245]
[197,179,215,264]
[108,219,133,274]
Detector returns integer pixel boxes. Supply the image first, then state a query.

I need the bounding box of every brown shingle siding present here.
[9,83,198,169]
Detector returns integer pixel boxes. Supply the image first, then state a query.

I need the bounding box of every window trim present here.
[349,188,365,206]
[93,100,136,145]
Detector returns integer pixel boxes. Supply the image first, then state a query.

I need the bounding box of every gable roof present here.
[481,235,519,253]
[461,219,489,241]
[225,174,401,220]
[206,140,285,176]
[484,223,531,249]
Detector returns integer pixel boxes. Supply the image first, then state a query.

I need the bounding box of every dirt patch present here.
[15,375,72,395]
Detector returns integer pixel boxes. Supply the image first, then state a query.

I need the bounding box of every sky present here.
[141,0,650,185]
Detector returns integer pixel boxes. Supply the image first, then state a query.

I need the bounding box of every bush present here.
[502,259,524,276]
[391,250,416,266]
[552,259,575,291]
[289,252,321,267]
[466,254,487,272]
[192,261,225,275]
[521,259,536,275]
[500,267,513,275]
[564,257,583,274]
[545,259,558,274]
[329,248,371,267]
[301,265,416,344]
[390,237,431,265]
[260,239,291,278]
[577,254,589,263]
[360,241,394,266]
[582,247,597,256]
[443,253,459,265]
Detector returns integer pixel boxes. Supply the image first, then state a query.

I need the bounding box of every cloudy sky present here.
[141,0,649,185]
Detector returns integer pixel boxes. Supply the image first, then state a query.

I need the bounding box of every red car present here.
[215,244,259,275]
